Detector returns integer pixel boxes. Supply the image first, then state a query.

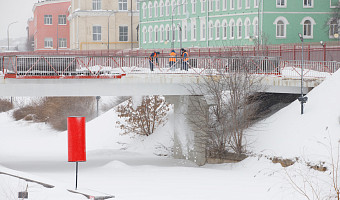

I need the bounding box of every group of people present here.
[149,48,189,72]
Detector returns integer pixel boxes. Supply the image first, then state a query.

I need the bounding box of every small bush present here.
[0,99,13,113]
[12,97,96,131]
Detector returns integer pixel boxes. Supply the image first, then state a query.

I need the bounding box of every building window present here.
[230,0,235,10]
[160,26,164,41]
[172,25,176,41]
[119,26,128,41]
[329,19,339,38]
[303,0,313,7]
[230,20,235,39]
[93,25,101,41]
[276,0,286,7]
[137,1,140,10]
[154,2,159,17]
[216,0,220,11]
[143,27,147,43]
[44,15,52,25]
[237,20,242,39]
[303,20,312,37]
[119,0,128,10]
[201,0,206,12]
[183,0,187,14]
[237,0,242,9]
[222,0,227,10]
[208,21,213,39]
[58,15,66,25]
[44,38,53,48]
[149,27,153,43]
[208,0,213,11]
[148,2,152,18]
[160,1,164,16]
[246,0,250,8]
[166,25,170,41]
[201,22,206,40]
[215,21,220,39]
[58,38,67,48]
[253,18,258,37]
[93,0,101,10]
[245,19,250,38]
[192,0,196,13]
[183,24,187,40]
[274,17,288,38]
[143,3,147,18]
[222,21,227,39]
[276,20,285,37]
[254,0,258,8]
[178,0,181,14]
[166,0,170,16]
[155,27,159,42]
[171,0,176,16]
[192,20,197,40]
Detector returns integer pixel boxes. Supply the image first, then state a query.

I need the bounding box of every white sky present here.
[0,0,38,40]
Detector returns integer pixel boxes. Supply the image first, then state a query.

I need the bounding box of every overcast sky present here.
[0,0,38,40]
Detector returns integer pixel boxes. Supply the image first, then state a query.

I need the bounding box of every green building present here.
[139,0,340,49]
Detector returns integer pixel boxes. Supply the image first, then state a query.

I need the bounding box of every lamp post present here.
[298,33,308,115]
[177,23,182,50]
[171,2,186,50]
[7,21,18,51]
[108,11,115,51]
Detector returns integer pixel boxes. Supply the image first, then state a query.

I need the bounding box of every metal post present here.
[75,162,78,190]
[108,12,115,51]
[298,33,307,115]
[7,21,18,51]
[178,24,182,50]
[96,96,101,117]
[131,0,133,50]
[57,24,59,52]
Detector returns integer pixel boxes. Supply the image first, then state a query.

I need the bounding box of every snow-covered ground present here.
[1,70,340,199]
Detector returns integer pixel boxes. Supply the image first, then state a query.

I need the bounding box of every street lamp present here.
[177,23,182,50]
[171,2,186,50]
[298,33,308,115]
[108,11,115,50]
[7,21,18,51]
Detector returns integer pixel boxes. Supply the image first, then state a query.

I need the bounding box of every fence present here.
[1,55,339,79]
[1,44,339,62]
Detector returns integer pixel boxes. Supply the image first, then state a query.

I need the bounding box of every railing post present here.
[280,45,282,57]
[323,43,326,62]
[293,45,296,60]
[308,44,310,61]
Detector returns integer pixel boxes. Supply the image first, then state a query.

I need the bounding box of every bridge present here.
[1,55,338,96]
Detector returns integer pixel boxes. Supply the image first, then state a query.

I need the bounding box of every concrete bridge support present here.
[165,95,209,166]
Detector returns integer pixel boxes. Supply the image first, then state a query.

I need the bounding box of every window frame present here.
[44,37,53,48]
[215,21,220,40]
[44,15,52,25]
[119,26,128,42]
[276,0,286,8]
[92,0,102,10]
[58,38,67,48]
[58,15,66,25]
[303,0,313,8]
[93,25,102,41]
[119,0,128,11]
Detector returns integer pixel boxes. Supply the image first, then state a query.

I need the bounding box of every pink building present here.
[30,0,71,51]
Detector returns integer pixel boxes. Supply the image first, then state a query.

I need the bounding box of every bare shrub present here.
[188,65,263,157]
[0,99,13,113]
[12,97,95,131]
[116,96,170,136]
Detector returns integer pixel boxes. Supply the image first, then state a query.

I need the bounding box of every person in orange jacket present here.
[149,51,159,71]
[169,50,176,70]
[181,48,189,71]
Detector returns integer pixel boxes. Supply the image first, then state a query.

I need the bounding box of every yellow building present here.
[69,0,139,50]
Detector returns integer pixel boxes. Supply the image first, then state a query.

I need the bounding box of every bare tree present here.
[188,60,263,158]
[116,96,170,136]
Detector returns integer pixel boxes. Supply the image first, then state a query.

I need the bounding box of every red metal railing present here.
[1,55,339,79]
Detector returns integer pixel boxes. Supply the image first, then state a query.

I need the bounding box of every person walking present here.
[181,48,189,71]
[169,50,176,70]
[149,51,159,71]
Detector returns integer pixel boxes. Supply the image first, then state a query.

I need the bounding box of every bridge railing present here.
[1,55,339,79]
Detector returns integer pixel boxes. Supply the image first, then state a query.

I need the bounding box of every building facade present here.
[139,0,340,49]
[29,0,71,51]
[68,0,139,50]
